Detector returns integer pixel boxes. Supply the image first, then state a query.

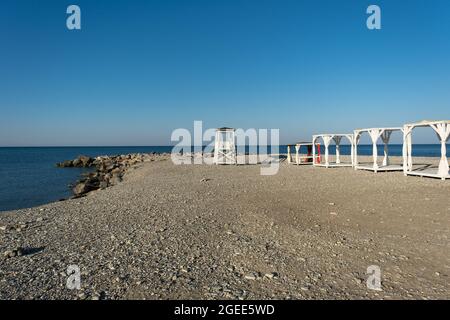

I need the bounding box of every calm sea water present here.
[0,145,446,212]
[0,147,171,212]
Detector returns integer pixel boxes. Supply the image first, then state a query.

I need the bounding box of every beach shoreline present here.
[0,146,447,212]
[0,155,449,299]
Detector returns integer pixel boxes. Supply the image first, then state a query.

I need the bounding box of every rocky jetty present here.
[57,153,169,198]
[56,155,94,168]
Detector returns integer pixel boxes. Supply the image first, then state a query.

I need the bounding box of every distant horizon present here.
[0,143,447,148]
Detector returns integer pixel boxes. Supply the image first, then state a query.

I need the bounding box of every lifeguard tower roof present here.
[287,141,313,146]
[217,127,235,131]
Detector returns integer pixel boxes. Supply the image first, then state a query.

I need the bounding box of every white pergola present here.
[403,120,450,180]
[312,134,354,168]
[286,142,320,165]
[354,127,403,173]
[213,127,237,165]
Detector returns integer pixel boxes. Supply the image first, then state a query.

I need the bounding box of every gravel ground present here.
[0,155,449,300]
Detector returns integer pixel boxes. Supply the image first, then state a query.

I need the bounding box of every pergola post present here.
[287,145,292,164]
[431,123,450,178]
[369,129,382,171]
[407,130,413,171]
[348,134,354,167]
[322,135,333,168]
[353,132,361,169]
[402,126,411,175]
[294,144,300,165]
[333,136,342,164]
[312,137,317,165]
[380,130,392,166]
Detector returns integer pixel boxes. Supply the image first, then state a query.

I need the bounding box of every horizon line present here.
[0,143,447,148]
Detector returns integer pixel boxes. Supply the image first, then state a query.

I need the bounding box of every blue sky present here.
[0,0,449,146]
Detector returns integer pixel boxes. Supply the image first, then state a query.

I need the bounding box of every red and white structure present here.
[354,127,403,173]
[403,120,450,180]
[312,134,354,168]
[287,142,321,165]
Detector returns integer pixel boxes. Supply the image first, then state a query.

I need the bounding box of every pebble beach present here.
[0,154,449,299]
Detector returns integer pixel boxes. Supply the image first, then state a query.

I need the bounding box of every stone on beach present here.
[3,247,24,259]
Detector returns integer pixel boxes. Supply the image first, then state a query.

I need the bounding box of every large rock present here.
[56,160,73,168]
[72,181,98,197]
[110,167,122,175]
[109,174,123,185]
[77,155,93,167]
[72,158,82,167]
[99,181,109,189]
[59,156,93,168]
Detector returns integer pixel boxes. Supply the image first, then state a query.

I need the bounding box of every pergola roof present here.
[216,127,235,131]
[293,141,313,145]
[404,120,450,127]
[354,127,402,132]
[313,133,353,137]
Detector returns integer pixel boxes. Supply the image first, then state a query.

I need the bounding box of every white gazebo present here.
[354,127,403,172]
[403,120,450,180]
[312,134,354,168]
[213,127,237,165]
[286,142,321,165]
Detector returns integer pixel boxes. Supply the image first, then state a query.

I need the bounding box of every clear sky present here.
[1,0,449,146]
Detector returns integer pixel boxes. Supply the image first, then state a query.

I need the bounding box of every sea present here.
[0,145,447,212]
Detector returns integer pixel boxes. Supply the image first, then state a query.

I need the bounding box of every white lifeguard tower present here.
[403,120,450,180]
[312,134,354,168]
[213,127,237,165]
[354,127,403,172]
